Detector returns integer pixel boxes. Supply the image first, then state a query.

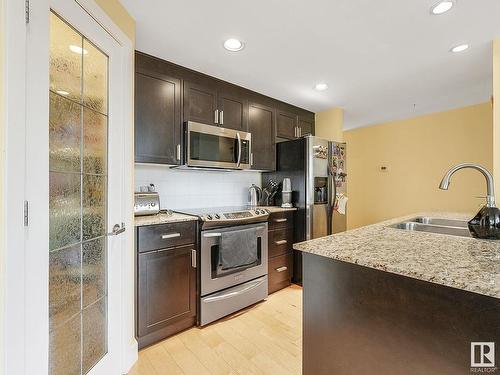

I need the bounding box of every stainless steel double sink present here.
[389,216,471,238]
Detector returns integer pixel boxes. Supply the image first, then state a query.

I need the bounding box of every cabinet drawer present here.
[268,253,292,294]
[138,221,196,253]
[269,228,293,258]
[268,211,294,230]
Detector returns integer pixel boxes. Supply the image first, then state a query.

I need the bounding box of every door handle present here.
[275,266,288,272]
[176,144,181,161]
[191,249,197,268]
[161,233,181,239]
[214,109,219,124]
[274,240,287,245]
[274,218,287,223]
[108,222,125,236]
[219,110,224,125]
[203,232,222,237]
[236,132,242,168]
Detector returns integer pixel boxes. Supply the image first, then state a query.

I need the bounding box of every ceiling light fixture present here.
[450,44,469,53]
[223,38,244,52]
[430,0,454,15]
[56,90,70,96]
[69,44,88,55]
[314,83,329,91]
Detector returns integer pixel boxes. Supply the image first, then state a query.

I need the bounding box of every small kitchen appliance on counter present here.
[175,206,269,325]
[134,192,160,216]
[281,178,293,208]
[248,184,262,207]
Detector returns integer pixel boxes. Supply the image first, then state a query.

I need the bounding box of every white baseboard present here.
[122,339,138,374]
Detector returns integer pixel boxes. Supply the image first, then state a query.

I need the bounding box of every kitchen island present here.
[293,213,500,375]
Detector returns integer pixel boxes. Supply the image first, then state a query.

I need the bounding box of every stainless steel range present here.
[176,206,269,326]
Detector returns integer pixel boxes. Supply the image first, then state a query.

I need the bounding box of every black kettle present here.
[439,163,500,240]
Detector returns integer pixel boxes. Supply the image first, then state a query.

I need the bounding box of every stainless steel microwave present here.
[184,121,251,170]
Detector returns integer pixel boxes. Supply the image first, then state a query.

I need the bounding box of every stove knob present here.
[206,215,213,220]
[214,214,220,219]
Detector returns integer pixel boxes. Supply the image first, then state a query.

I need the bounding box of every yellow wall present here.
[94,0,135,43]
[344,103,493,229]
[315,107,343,141]
[493,39,500,201]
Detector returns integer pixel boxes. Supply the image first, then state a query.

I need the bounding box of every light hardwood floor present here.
[128,285,302,375]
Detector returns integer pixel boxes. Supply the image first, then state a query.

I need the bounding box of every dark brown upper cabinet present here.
[135,70,181,164]
[248,102,275,171]
[298,115,315,137]
[276,110,298,140]
[217,86,248,131]
[183,80,218,125]
[134,51,314,168]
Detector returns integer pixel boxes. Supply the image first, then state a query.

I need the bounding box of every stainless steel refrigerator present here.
[263,136,347,283]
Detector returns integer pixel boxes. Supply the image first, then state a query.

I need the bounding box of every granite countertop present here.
[134,212,198,227]
[293,212,500,299]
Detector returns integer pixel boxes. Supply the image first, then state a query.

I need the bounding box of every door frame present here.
[1,0,136,374]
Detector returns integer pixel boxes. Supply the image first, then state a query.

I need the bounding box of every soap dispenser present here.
[439,163,500,240]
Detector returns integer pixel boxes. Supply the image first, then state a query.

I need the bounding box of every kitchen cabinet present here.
[134,52,315,168]
[183,80,218,125]
[298,115,314,137]
[267,211,294,293]
[217,86,248,131]
[135,71,181,164]
[276,110,298,140]
[136,221,197,348]
[248,102,275,171]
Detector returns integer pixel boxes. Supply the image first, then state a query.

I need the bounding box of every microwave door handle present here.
[236,132,242,168]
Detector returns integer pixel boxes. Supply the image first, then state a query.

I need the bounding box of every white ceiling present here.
[121,0,500,130]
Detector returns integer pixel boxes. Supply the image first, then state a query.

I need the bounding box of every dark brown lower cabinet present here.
[267,211,294,293]
[137,242,197,348]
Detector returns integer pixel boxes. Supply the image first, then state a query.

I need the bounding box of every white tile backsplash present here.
[135,164,262,209]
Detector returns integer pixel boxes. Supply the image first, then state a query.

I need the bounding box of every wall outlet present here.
[380,165,389,172]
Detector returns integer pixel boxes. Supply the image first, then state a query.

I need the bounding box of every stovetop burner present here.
[175,206,269,229]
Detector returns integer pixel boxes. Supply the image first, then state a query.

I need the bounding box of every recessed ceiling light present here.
[223,38,244,52]
[450,44,469,53]
[314,83,329,91]
[430,1,454,15]
[69,44,88,55]
[56,90,69,96]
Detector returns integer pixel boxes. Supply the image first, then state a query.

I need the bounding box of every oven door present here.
[186,121,251,169]
[200,223,268,296]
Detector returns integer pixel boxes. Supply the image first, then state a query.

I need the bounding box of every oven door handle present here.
[236,132,242,168]
[203,232,222,238]
[203,276,267,303]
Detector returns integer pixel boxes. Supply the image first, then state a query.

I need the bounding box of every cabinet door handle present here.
[176,144,181,161]
[274,218,287,223]
[214,109,219,124]
[250,153,254,167]
[294,127,297,138]
[275,266,288,272]
[220,110,224,125]
[191,249,197,268]
[161,233,181,239]
[274,239,287,245]
[299,127,302,137]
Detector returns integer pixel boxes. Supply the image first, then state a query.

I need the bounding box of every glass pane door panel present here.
[49,11,108,375]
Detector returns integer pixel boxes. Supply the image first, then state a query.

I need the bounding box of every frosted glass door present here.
[48,12,109,375]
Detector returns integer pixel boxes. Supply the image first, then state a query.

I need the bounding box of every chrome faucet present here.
[439,163,496,207]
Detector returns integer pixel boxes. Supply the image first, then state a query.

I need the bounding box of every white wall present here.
[135,164,262,209]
